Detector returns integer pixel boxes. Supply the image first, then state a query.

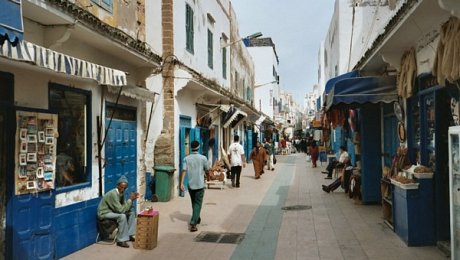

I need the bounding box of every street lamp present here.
[221,32,263,48]
[254,80,277,88]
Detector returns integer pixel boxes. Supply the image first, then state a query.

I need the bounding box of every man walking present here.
[264,138,275,171]
[228,135,246,187]
[97,175,139,248]
[180,140,209,232]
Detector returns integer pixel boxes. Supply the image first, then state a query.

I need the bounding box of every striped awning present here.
[222,106,247,128]
[0,40,127,86]
[107,85,159,102]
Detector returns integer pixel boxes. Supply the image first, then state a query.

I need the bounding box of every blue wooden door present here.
[245,129,253,161]
[9,192,55,260]
[383,115,398,167]
[179,127,191,194]
[105,119,137,202]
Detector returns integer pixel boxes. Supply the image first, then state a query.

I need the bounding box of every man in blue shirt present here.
[180,140,209,232]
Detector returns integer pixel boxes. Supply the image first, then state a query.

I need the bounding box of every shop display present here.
[449,126,460,258]
[15,111,58,195]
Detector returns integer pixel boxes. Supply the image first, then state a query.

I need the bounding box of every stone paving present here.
[64,153,447,260]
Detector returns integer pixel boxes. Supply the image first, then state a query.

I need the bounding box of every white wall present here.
[249,46,279,119]
[349,0,406,69]
[145,0,163,55]
[174,0,230,89]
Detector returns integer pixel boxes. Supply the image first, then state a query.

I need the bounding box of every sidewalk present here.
[64,153,446,260]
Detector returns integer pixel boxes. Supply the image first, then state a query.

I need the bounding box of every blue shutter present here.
[222,48,227,79]
[208,30,213,69]
[0,0,23,44]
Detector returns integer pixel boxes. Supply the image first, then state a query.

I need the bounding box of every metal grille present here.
[195,232,245,244]
[281,205,312,211]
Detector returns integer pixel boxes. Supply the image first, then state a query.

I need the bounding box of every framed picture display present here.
[38,131,45,143]
[15,110,58,194]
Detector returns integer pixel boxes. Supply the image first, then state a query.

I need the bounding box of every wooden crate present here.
[134,211,159,250]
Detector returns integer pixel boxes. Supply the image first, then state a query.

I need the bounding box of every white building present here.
[247,37,281,120]
[154,0,262,198]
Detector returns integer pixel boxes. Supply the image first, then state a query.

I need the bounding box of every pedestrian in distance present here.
[227,135,246,187]
[97,175,139,248]
[310,141,319,168]
[250,141,267,179]
[264,138,275,171]
[180,140,209,232]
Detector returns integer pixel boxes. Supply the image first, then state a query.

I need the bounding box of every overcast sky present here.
[231,0,335,105]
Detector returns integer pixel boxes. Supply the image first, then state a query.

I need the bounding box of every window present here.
[185,4,194,53]
[208,29,213,69]
[247,86,251,101]
[242,79,245,99]
[91,0,113,13]
[222,47,227,79]
[49,85,91,189]
[234,71,239,94]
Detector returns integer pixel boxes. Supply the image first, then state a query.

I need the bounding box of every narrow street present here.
[64,154,445,260]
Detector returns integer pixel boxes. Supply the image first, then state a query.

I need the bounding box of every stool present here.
[96,219,118,244]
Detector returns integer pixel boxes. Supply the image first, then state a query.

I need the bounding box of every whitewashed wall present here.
[249,46,279,119]
[174,0,230,89]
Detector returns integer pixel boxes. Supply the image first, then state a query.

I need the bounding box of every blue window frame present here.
[91,0,113,13]
[208,29,213,69]
[222,47,227,79]
[49,84,92,192]
[185,3,194,54]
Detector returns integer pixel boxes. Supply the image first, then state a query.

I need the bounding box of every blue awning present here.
[0,0,24,45]
[326,76,398,111]
[324,71,359,94]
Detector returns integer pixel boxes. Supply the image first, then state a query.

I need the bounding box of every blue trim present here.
[54,198,100,258]
[0,0,24,44]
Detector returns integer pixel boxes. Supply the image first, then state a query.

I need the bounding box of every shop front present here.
[0,37,158,258]
[325,75,398,203]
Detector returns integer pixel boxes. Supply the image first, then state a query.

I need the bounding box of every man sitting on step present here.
[97,175,139,248]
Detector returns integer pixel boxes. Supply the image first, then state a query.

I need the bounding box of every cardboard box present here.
[134,210,159,250]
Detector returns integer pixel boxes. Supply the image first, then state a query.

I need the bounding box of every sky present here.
[231,0,336,105]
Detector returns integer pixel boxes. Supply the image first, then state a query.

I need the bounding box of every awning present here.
[254,115,266,125]
[222,106,247,128]
[324,71,359,94]
[0,0,23,45]
[326,76,398,111]
[107,85,159,102]
[0,40,127,86]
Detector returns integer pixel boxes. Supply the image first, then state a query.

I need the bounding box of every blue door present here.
[105,119,137,202]
[9,190,55,260]
[245,129,253,161]
[179,126,191,195]
[179,126,207,194]
[383,115,398,167]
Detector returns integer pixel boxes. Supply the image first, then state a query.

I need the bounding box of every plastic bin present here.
[154,165,175,202]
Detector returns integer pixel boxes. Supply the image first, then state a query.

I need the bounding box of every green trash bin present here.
[154,165,176,202]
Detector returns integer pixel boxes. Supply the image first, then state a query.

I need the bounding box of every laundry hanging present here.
[397,48,416,98]
[433,16,460,86]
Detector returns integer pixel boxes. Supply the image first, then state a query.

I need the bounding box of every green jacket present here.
[97,188,132,219]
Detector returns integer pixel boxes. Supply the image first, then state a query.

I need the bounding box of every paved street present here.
[64,153,447,260]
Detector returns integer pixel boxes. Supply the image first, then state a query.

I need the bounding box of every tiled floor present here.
[64,153,447,260]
